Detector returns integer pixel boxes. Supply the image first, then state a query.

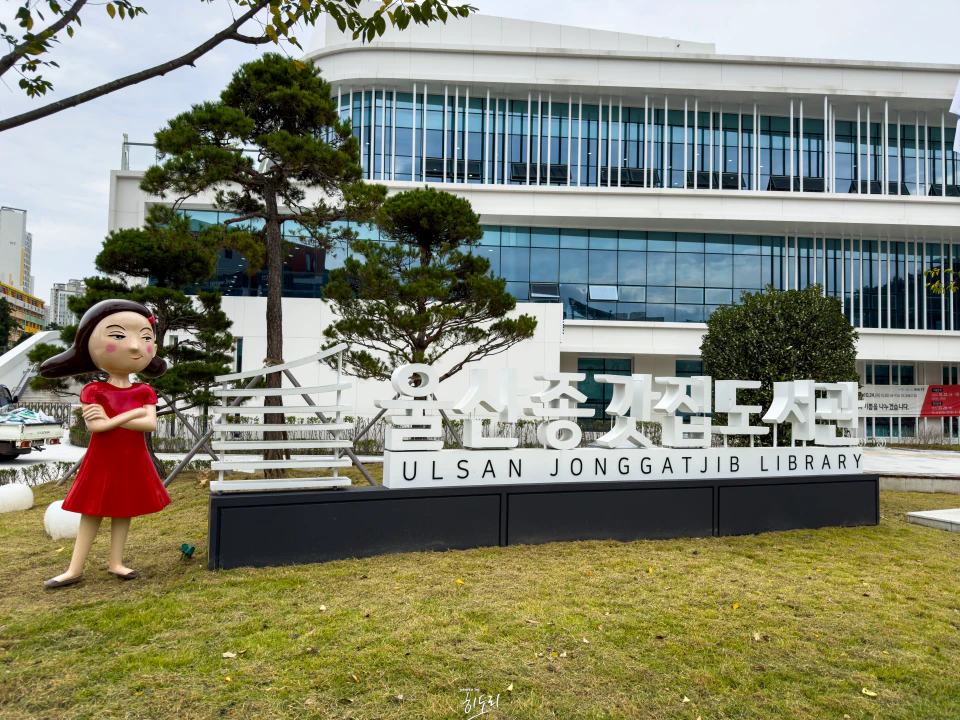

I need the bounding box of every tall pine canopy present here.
[323,187,537,382]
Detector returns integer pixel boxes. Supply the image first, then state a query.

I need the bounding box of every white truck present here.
[0,385,64,460]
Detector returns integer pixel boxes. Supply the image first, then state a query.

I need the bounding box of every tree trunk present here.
[263,196,286,479]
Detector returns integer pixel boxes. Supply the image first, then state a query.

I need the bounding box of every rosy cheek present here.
[105,344,117,353]
[148,345,154,355]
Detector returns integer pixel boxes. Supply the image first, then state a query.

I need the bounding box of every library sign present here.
[378,364,863,489]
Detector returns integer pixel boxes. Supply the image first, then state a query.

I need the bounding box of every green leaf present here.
[106,3,116,19]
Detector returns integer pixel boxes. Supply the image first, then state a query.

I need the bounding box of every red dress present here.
[63,382,171,518]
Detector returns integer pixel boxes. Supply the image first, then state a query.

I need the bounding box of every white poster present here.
[860,385,927,417]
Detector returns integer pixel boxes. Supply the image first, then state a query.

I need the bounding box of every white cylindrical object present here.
[44,500,81,540]
[0,483,33,513]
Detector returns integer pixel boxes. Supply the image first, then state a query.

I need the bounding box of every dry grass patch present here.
[0,474,958,719]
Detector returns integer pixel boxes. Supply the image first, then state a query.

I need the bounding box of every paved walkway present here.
[860,447,960,478]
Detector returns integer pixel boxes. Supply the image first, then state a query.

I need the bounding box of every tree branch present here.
[228,31,273,46]
[0,0,272,133]
[0,0,91,79]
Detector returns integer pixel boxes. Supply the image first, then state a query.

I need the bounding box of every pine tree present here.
[0,298,15,352]
[323,187,537,382]
[141,53,384,473]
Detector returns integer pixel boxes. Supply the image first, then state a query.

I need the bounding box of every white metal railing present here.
[209,343,357,492]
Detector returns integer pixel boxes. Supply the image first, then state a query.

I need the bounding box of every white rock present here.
[44,500,81,540]
[0,483,33,513]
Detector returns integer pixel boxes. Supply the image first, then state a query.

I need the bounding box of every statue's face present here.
[88,311,156,375]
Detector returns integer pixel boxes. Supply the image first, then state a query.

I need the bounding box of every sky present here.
[0,0,957,306]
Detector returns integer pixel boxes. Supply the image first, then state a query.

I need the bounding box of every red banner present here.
[921,385,960,416]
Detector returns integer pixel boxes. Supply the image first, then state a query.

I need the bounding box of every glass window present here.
[705,288,732,305]
[588,285,618,301]
[900,364,915,385]
[874,364,890,385]
[865,364,873,384]
[559,250,589,282]
[590,230,618,250]
[646,286,674,304]
[505,281,528,300]
[530,248,560,282]
[560,283,588,319]
[734,235,762,255]
[531,228,560,247]
[619,286,646,302]
[500,247,529,281]
[676,288,704,304]
[647,232,676,252]
[589,250,618,284]
[560,228,588,249]
[675,304,705,322]
[618,231,646,251]
[647,253,676,286]
[676,359,704,377]
[705,234,733,253]
[646,304,675,322]
[705,254,733,288]
[676,253,704,286]
[618,251,646,285]
[479,226,500,246]
[578,357,631,425]
[734,255,762,288]
[676,233,704,253]
[501,226,530,246]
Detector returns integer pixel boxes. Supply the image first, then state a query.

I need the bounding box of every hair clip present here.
[147,315,156,325]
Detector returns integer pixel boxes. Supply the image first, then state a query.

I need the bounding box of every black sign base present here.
[207,474,879,570]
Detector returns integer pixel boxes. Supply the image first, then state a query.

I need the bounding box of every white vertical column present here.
[914,113,920,196]
[840,235,845,319]
[578,95,583,187]
[684,97,689,190]
[454,86,461,183]
[822,234,827,298]
[941,111,947,195]
[824,96,829,190]
[547,92,553,185]
[789,99,795,191]
[942,242,946,329]
[755,103,760,191]
[720,102,725,186]
[799,100,804,192]
[359,89,366,179]
[380,87,386,180]
[884,100,889,194]
[693,97,698,190]
[664,96,669,188]
[856,104,861,192]
[737,104,742,190]
[866,104,872,194]
[412,83,418,181]
[644,95,650,187]
[794,235,799,288]
[526,92,531,185]
[784,235,790,290]
[483,89,490,184]
[607,96,613,188]
[442,85,448,183]
[421,84,428,181]
[391,89,397,180]
[922,241,927,329]
[812,234,817,287]
[859,236,864,327]
[924,113,929,195]
[887,237,896,328]
[567,95,572,186]
[493,97,507,185]
[905,237,910,329]
[617,96,623,187]
[896,110,901,195]
[709,102,714,189]
[536,91,542,185]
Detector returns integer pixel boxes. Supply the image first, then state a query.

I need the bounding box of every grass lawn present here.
[1,472,959,720]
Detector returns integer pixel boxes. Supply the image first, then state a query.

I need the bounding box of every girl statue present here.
[39,299,169,589]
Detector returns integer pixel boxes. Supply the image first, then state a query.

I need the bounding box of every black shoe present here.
[43,574,84,589]
[108,569,140,580]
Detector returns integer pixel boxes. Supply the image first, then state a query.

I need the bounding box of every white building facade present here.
[108,12,960,439]
[47,279,85,327]
[0,207,34,295]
